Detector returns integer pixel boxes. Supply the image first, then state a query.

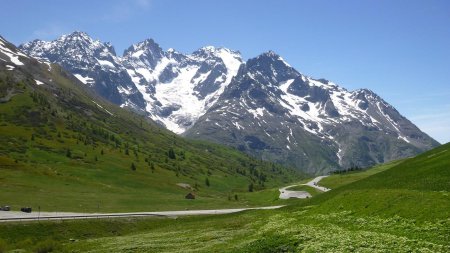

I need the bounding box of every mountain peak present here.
[192,46,241,59]
[68,30,90,37]
[244,51,298,83]
[353,88,377,97]
[60,31,94,42]
[250,50,288,65]
[199,45,217,51]
[258,51,291,66]
[19,30,118,62]
[122,38,164,59]
[261,50,279,57]
[138,38,160,49]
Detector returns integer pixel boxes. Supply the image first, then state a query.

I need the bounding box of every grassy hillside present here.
[319,159,403,189]
[306,143,449,221]
[1,142,448,252]
[0,39,302,212]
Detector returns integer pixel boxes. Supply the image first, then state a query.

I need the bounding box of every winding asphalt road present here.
[0,206,284,223]
[279,175,331,199]
[304,176,331,192]
[0,177,331,222]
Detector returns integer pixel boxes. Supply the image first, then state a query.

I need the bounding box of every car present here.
[20,207,32,213]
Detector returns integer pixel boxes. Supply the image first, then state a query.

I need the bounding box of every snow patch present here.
[248,107,265,119]
[74,74,94,85]
[97,59,115,68]
[117,86,132,95]
[92,100,113,116]
[44,61,52,71]
[0,39,25,65]
[398,135,411,143]
[336,144,343,166]
[132,49,145,58]
[233,121,244,130]
[278,79,326,135]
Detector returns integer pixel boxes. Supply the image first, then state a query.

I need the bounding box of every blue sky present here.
[2,0,449,143]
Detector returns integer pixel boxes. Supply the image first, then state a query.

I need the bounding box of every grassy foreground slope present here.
[319,159,403,189]
[0,36,302,212]
[307,143,449,221]
[1,143,448,252]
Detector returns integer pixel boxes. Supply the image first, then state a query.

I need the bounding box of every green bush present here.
[34,239,59,253]
[0,239,7,253]
[240,234,298,253]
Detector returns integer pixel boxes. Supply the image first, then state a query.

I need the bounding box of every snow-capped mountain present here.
[20,32,145,107]
[121,40,242,133]
[20,32,242,133]
[185,51,439,174]
[19,32,439,174]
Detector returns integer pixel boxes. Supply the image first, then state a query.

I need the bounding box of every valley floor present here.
[0,176,328,223]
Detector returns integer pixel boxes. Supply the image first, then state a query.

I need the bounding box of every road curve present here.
[304,175,331,192]
[0,206,284,223]
[279,185,312,199]
[279,175,331,199]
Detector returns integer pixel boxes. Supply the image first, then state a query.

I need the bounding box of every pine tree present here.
[168,148,176,159]
[150,163,155,173]
[248,183,254,192]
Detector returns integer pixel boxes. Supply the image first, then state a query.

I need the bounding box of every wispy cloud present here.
[135,0,151,8]
[31,23,69,41]
[101,0,152,22]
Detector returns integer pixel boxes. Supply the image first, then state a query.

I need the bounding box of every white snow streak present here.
[74,74,94,85]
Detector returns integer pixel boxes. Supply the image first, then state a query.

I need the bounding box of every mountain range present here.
[19,31,439,174]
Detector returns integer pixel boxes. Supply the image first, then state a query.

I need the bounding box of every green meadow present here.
[1,142,448,252]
